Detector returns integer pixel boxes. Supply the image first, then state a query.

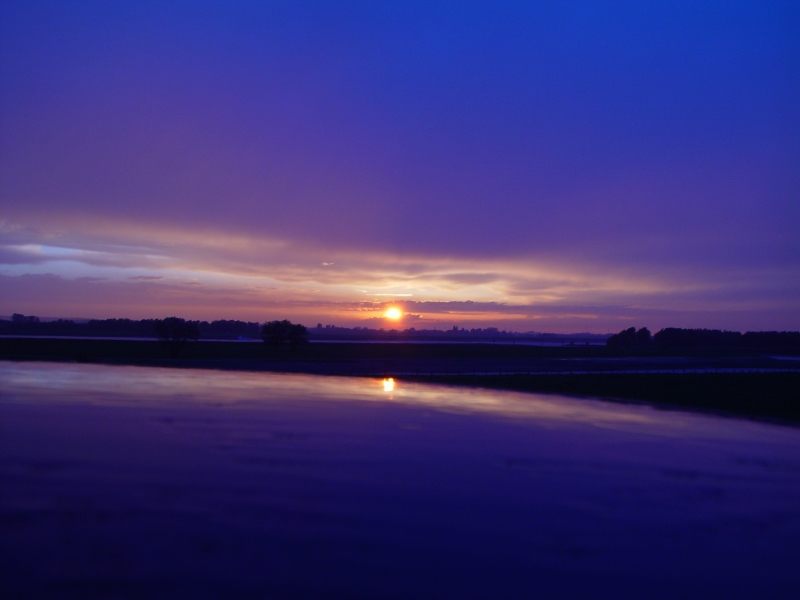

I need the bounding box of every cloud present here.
[1,213,798,331]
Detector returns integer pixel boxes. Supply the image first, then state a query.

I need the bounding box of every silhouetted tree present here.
[653,328,741,350]
[607,327,800,354]
[742,331,800,353]
[12,313,39,324]
[607,327,653,352]
[154,317,199,357]
[607,327,636,349]
[261,320,308,346]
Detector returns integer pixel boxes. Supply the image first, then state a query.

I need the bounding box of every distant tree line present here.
[0,314,607,344]
[5,313,798,353]
[1,314,262,339]
[2,314,309,348]
[607,327,800,353]
[261,320,308,346]
[153,317,200,357]
[309,324,605,344]
[150,317,309,355]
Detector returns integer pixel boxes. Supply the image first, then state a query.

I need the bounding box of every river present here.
[1,361,798,598]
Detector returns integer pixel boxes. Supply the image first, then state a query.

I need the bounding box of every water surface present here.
[1,361,798,598]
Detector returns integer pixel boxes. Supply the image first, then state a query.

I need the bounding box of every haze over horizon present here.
[2,1,798,333]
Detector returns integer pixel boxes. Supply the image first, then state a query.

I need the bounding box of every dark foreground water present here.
[1,362,799,599]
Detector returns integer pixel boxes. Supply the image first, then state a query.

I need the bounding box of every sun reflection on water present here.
[0,361,754,435]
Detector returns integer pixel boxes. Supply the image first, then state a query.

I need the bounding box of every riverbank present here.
[2,337,798,423]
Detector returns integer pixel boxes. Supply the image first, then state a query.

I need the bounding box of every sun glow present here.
[384,306,403,321]
[382,377,396,393]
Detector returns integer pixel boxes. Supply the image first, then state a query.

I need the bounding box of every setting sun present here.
[384,306,403,321]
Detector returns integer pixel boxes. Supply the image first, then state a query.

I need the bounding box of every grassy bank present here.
[0,336,609,361]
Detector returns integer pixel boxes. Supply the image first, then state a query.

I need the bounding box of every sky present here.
[1,1,798,332]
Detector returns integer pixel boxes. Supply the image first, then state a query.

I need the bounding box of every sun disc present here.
[384,306,403,320]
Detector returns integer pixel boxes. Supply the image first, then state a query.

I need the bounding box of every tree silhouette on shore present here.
[261,320,308,346]
[607,327,652,350]
[154,317,199,357]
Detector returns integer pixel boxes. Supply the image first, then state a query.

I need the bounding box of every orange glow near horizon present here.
[384,306,403,321]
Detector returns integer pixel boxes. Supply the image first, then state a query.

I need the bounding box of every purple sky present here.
[1,1,798,332]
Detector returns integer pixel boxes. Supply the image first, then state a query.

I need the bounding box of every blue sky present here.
[1,1,798,330]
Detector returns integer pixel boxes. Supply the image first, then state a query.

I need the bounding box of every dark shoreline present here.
[2,337,798,424]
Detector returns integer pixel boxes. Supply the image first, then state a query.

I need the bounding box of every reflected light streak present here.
[1,362,678,431]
